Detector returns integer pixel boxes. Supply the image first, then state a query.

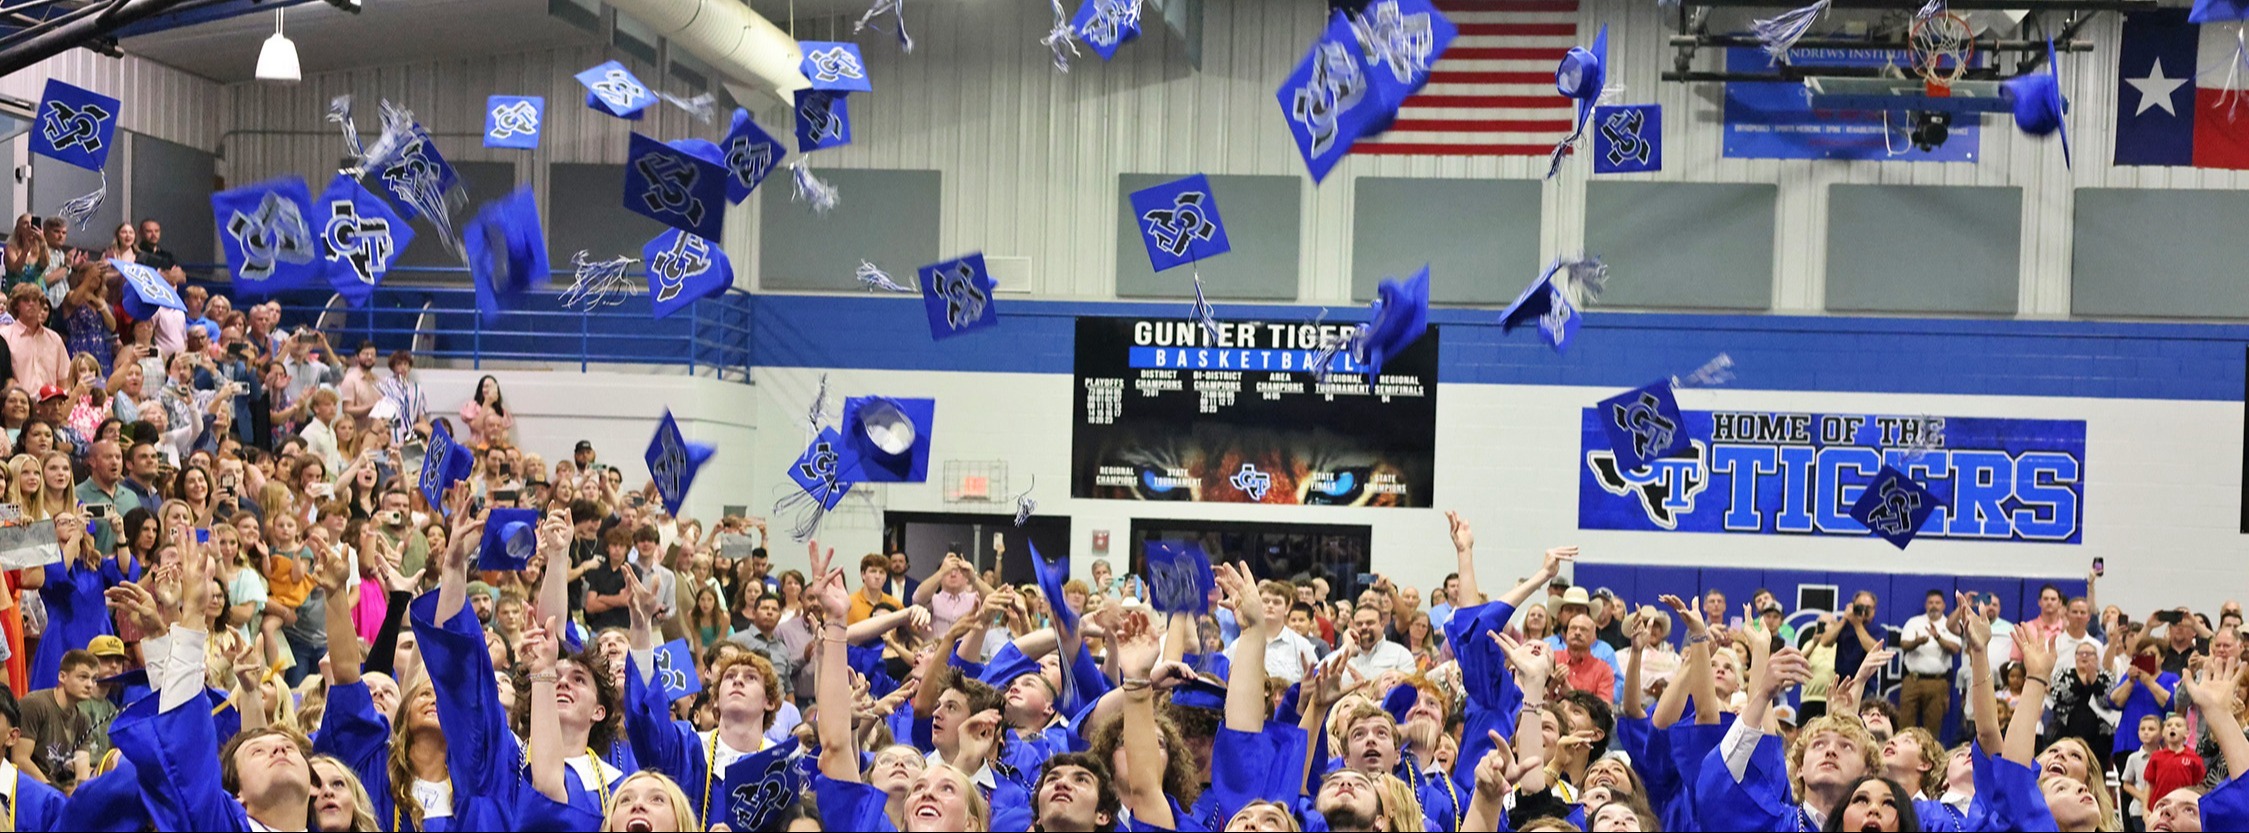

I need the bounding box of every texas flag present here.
[2114,9,2249,169]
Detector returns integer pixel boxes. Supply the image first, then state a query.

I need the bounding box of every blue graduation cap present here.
[418,420,474,514]
[463,188,549,324]
[577,60,657,120]
[32,79,121,172]
[2003,40,2071,168]
[623,133,728,242]
[1596,380,1688,472]
[477,508,540,572]
[1033,538,1079,633]
[1143,540,1215,616]
[1171,678,1227,711]
[835,396,935,484]
[794,89,853,153]
[1355,265,1430,377]
[799,42,874,93]
[1498,256,1606,353]
[373,131,460,223]
[1848,466,1945,550]
[1129,174,1232,272]
[642,229,732,320]
[646,409,716,516]
[788,427,855,512]
[109,259,184,322]
[719,737,814,833]
[1351,0,1460,115]
[1591,104,1662,174]
[212,177,321,294]
[317,174,414,308]
[1548,24,1608,177]
[1278,12,1381,183]
[1072,0,1143,61]
[653,638,703,701]
[918,253,999,340]
[484,95,544,150]
[2191,0,2249,21]
[720,109,784,204]
[1381,682,1420,723]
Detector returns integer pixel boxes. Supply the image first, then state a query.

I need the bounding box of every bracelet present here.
[528,671,558,684]
[2022,676,2051,689]
[1686,632,1711,646]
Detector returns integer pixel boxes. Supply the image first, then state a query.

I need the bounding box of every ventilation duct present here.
[605,0,810,100]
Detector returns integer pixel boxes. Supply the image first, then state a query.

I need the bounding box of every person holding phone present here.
[1821,589,1882,687]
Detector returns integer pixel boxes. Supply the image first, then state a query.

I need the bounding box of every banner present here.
[1579,410,2084,543]
[1071,317,1437,506]
[1721,47,1981,162]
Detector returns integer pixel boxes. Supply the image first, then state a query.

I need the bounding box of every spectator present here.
[4,284,67,395]
[1594,587,1627,649]
[1287,602,1333,655]
[1227,579,1318,684]
[2157,609,2209,675]
[460,374,513,447]
[2113,636,2179,765]
[884,550,918,601]
[58,263,113,376]
[2120,714,2159,831]
[914,552,986,636]
[298,388,345,477]
[1332,604,1415,680]
[582,527,643,633]
[2143,714,2206,820]
[572,437,599,475]
[73,440,139,553]
[1555,612,1617,704]
[2055,597,2105,668]
[119,441,162,509]
[4,214,49,292]
[729,595,794,699]
[1544,586,1622,684]
[339,341,382,426]
[1898,589,1962,734]
[1751,588,1799,641]
[17,648,97,788]
[1824,589,1882,684]
[77,635,127,761]
[1701,588,1728,628]
[99,223,136,264]
[133,218,179,277]
[375,350,426,449]
[279,329,341,415]
[1427,571,1459,633]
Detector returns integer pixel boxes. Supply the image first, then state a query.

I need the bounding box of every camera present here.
[384,510,405,526]
[1907,111,1951,152]
[1852,602,1872,617]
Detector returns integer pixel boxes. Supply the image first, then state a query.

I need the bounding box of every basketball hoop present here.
[1909,12,1973,93]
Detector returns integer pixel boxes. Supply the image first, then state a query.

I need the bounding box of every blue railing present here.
[181,266,754,381]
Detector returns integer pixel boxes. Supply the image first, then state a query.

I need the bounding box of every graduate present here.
[31,508,131,691]
[0,692,67,830]
[524,611,706,832]
[311,753,384,832]
[619,553,784,826]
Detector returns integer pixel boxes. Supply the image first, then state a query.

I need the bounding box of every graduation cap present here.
[1498,256,1607,353]
[1129,174,1232,272]
[109,259,184,322]
[787,427,854,512]
[720,109,785,204]
[794,89,853,153]
[418,419,475,514]
[835,396,935,483]
[642,228,732,320]
[652,638,703,701]
[646,409,717,516]
[483,95,544,150]
[212,177,321,294]
[918,252,1000,340]
[1277,11,1380,183]
[371,127,461,224]
[1591,104,1662,175]
[719,737,814,833]
[1171,677,1227,711]
[1143,540,1215,616]
[2002,40,2071,168]
[463,188,550,324]
[1351,0,1460,116]
[1072,0,1144,61]
[799,42,875,93]
[317,173,414,308]
[2191,0,2249,21]
[1547,24,1608,178]
[1595,380,1688,472]
[477,507,540,572]
[1380,682,1420,723]
[1033,538,1079,633]
[623,133,728,242]
[1848,466,1946,550]
[1354,265,1430,377]
[977,648,1049,689]
[31,78,120,172]
[577,60,657,120]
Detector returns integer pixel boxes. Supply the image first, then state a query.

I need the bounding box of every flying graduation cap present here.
[1355,266,1431,377]
[484,95,544,149]
[32,79,120,173]
[647,410,716,516]
[213,177,321,294]
[835,396,935,484]
[2002,40,2071,168]
[1498,256,1608,353]
[794,89,853,153]
[463,188,550,324]
[1548,24,1608,178]
[1072,0,1144,61]
[919,253,1000,340]
[418,419,475,514]
[799,42,875,93]
[642,229,732,320]
[317,174,415,308]
[624,133,729,242]
[577,60,657,120]
[1143,540,1216,616]
[1277,11,1381,183]
[1129,174,1232,272]
[478,508,540,572]
[1848,466,1945,549]
[719,737,814,833]
[720,109,785,204]
[1595,380,1688,472]
[109,259,185,322]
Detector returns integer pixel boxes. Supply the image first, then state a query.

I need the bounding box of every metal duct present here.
[606,0,809,98]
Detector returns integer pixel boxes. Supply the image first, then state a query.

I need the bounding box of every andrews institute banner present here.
[1721,47,1980,161]
[1579,409,2084,543]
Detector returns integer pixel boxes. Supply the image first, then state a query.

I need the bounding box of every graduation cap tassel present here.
[2225,25,2249,122]
[560,251,639,310]
[1190,272,1222,346]
[358,101,422,175]
[1751,0,1830,60]
[790,158,841,215]
[56,176,106,231]
[1672,353,1737,389]
[1915,0,1945,20]
[856,260,917,292]
[658,91,718,124]
[326,95,364,165]
[1564,257,1611,304]
[1013,476,1037,527]
[855,0,913,52]
[772,488,835,543]
[1042,0,1081,72]
[804,373,831,440]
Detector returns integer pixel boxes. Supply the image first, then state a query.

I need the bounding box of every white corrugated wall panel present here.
[3,50,224,150]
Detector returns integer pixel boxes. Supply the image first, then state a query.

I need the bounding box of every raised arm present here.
[1216,561,1268,733]
[1958,592,2003,753]
[1114,607,1175,829]
[1623,617,1649,721]
[1495,546,1575,612]
[2001,622,2057,766]
[2184,657,2249,781]
[1445,511,1487,606]
[847,604,929,646]
[524,615,567,802]
[807,543,862,781]
[313,531,362,686]
[431,485,482,623]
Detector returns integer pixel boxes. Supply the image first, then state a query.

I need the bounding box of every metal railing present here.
[181,265,754,381]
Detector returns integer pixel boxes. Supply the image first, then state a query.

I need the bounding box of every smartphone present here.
[2156,610,2184,625]
[1729,616,1745,630]
[1356,572,1379,586]
[86,504,109,520]
[492,489,520,504]
[1852,603,1872,617]
[2092,557,2105,577]
[384,510,405,526]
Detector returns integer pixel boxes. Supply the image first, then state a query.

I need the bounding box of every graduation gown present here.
[30,557,121,688]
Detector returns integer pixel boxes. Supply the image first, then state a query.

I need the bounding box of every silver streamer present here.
[1672,354,1737,389]
[57,177,105,231]
[659,91,719,124]
[856,260,917,293]
[856,0,914,52]
[790,159,841,216]
[1014,476,1036,527]
[559,251,639,310]
[1042,0,1081,72]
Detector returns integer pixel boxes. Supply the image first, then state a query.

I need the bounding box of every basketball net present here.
[1910,11,1973,95]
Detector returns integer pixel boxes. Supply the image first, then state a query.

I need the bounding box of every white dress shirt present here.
[1900,614,1962,676]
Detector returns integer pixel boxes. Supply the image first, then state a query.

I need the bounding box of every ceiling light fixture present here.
[255,9,301,83]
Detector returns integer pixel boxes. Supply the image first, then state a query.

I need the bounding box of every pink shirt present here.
[1559,648,1617,703]
[3,323,67,394]
[152,308,187,358]
[353,576,388,645]
[929,588,980,635]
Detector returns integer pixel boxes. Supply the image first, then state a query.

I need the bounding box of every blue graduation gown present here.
[1441,600,1521,818]
[31,558,121,688]
[814,772,897,831]
[314,680,405,830]
[623,652,736,822]
[1691,730,1813,832]
[1187,722,1309,831]
[109,687,257,832]
[2205,770,2249,832]
[54,759,147,832]
[409,592,525,830]
[0,765,66,832]
[1973,751,2060,832]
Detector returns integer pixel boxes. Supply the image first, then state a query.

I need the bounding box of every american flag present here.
[1353,0,1581,157]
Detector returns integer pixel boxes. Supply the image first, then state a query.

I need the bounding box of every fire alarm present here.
[1092,530,1110,553]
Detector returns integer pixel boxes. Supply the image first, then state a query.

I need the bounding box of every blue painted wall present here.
[754,295,2249,402]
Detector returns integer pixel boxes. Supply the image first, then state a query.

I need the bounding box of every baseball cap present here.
[575,440,594,453]
[88,635,127,658]
[36,385,65,402]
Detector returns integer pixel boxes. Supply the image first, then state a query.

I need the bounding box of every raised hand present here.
[906,604,932,634]
[312,540,355,596]
[1215,560,1261,631]
[1491,631,1554,687]
[1115,607,1162,679]
[1659,594,1707,638]
[2018,626,2057,682]
[1472,735,1513,795]
[1446,511,1475,553]
[523,615,559,675]
[1148,660,1199,691]
[537,511,572,554]
[2185,656,2244,711]
[1541,546,1578,578]
[955,709,1003,768]
[811,555,850,622]
[623,564,659,621]
[1755,646,1813,699]
[104,581,163,638]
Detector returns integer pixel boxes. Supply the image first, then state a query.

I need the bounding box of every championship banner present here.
[1072,317,1437,506]
[1579,410,2084,543]
[1721,47,1981,162]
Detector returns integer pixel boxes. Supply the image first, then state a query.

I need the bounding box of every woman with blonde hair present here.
[101,222,137,263]
[598,771,701,832]
[0,457,41,694]
[309,754,382,832]
[4,214,49,291]
[32,451,73,519]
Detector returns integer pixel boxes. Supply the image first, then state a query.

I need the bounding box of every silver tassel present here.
[1042,0,1081,72]
[856,260,917,293]
[855,0,913,52]
[559,251,639,310]
[57,176,106,231]
[659,91,718,124]
[790,159,841,216]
